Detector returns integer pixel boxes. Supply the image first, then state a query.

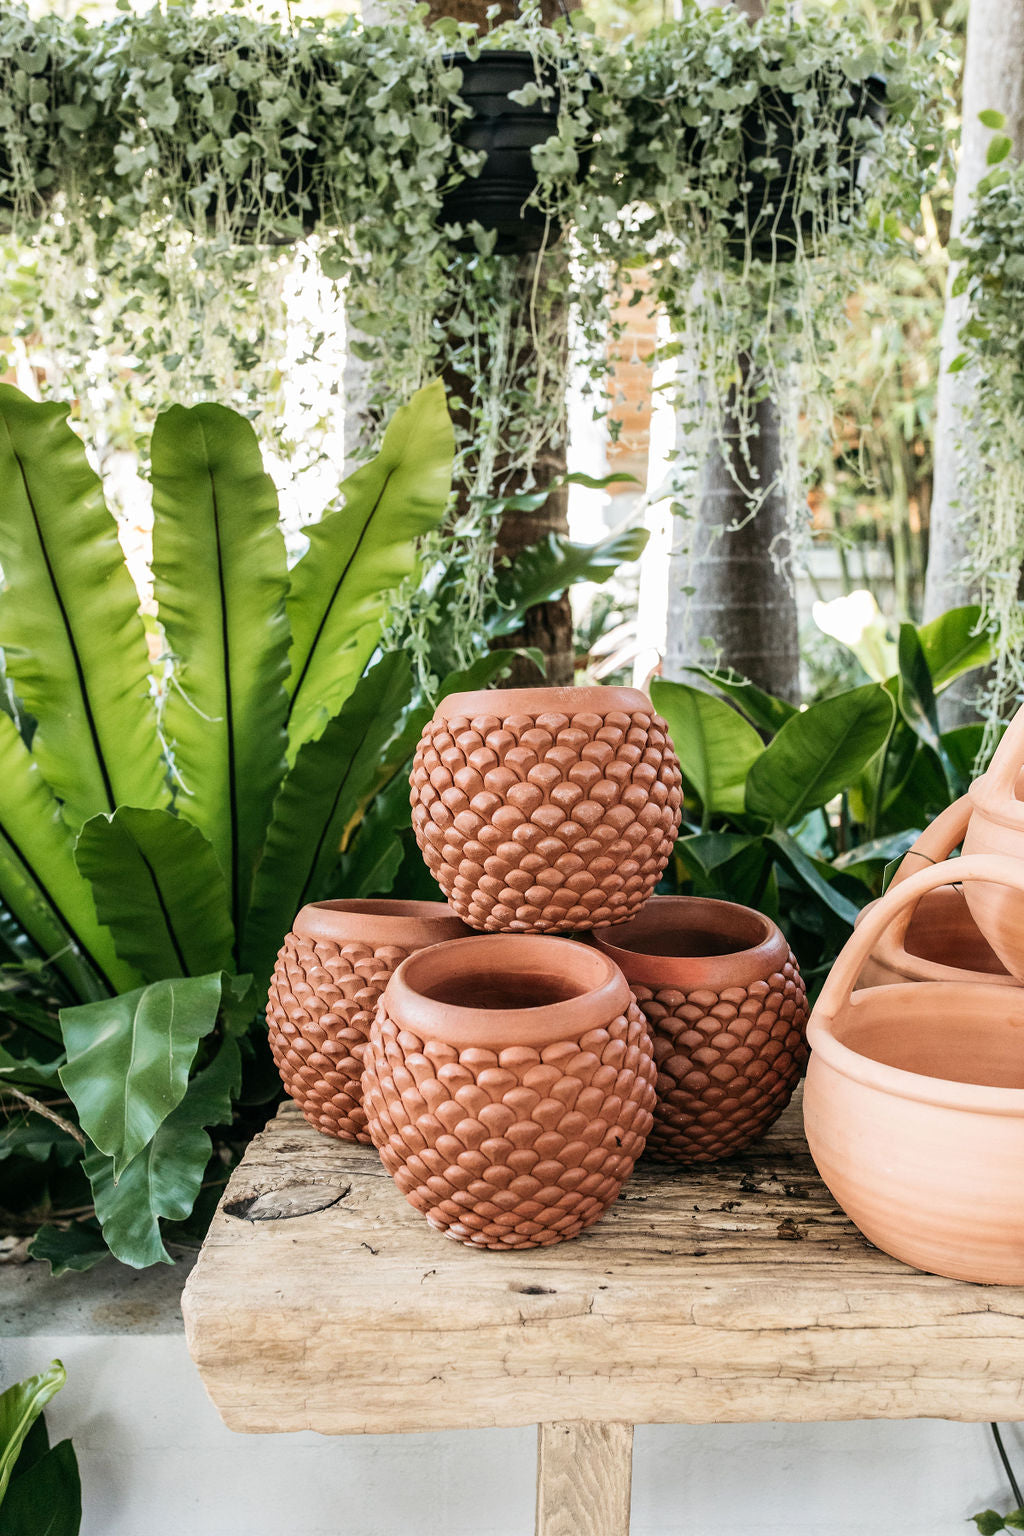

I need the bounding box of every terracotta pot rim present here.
[967,774,1024,830]
[292,899,468,947]
[808,980,1024,1115]
[855,888,1014,987]
[383,934,631,1049]
[592,895,786,989]
[433,684,653,724]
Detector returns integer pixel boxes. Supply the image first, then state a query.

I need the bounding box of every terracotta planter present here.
[266,899,470,1143]
[361,934,656,1249]
[409,685,683,933]
[962,705,1024,977]
[805,855,1024,1284]
[593,896,808,1161]
[855,795,1010,988]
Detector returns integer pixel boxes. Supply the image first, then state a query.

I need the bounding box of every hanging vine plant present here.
[0,7,78,229]
[948,138,1024,732]
[579,3,951,546]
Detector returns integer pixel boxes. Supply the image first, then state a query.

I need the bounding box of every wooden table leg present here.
[535,1421,634,1536]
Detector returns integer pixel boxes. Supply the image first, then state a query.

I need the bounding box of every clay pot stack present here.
[268,683,815,1250]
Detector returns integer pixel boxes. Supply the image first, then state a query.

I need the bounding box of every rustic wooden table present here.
[183,1093,1024,1536]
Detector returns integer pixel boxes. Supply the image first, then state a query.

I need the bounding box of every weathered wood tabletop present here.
[183,1091,1024,1534]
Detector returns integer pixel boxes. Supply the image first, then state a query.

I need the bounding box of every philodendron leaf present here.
[896,622,957,794]
[243,651,414,985]
[490,525,649,637]
[0,386,167,828]
[28,1222,108,1279]
[75,808,234,983]
[0,713,141,1000]
[915,604,992,691]
[746,684,895,826]
[685,666,797,734]
[0,1438,81,1536]
[59,972,223,1177]
[150,403,291,963]
[285,380,453,759]
[84,1037,240,1268]
[651,679,763,816]
[0,1360,65,1506]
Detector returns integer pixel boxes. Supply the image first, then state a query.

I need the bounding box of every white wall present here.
[1,1325,1018,1536]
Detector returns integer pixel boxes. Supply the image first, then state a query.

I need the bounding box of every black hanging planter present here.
[727,73,887,262]
[442,50,561,256]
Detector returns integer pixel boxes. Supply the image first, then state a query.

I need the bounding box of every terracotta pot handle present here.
[815,854,1024,1024]
[889,795,972,888]
[980,703,1024,798]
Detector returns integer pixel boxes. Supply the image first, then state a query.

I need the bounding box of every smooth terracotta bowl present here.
[267,899,470,1143]
[805,855,1024,1284]
[409,685,683,933]
[593,896,808,1161]
[962,713,1024,976]
[362,933,657,1249]
[855,796,1010,988]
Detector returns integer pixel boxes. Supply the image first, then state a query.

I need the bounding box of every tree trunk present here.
[424,0,577,689]
[665,360,801,702]
[924,0,1024,662]
[664,0,802,705]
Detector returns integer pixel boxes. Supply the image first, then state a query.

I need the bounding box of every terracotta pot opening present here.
[422,972,588,1011]
[834,1002,1024,1093]
[306,898,445,920]
[599,898,772,960]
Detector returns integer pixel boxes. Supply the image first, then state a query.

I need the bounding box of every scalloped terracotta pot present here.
[805,855,1024,1284]
[266,900,471,1144]
[409,685,683,933]
[855,796,1010,989]
[593,896,808,1162]
[361,934,657,1249]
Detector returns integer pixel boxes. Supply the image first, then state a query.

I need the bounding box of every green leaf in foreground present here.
[0,1437,81,1536]
[75,808,234,982]
[28,1222,109,1278]
[915,604,992,691]
[85,1037,240,1269]
[651,679,763,817]
[745,684,894,826]
[0,1361,66,1506]
[685,665,797,734]
[59,972,223,1177]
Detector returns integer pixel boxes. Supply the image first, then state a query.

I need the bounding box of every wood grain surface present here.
[536,1422,633,1536]
[182,1095,1024,1434]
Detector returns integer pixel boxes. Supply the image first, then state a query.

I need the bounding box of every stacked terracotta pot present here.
[805,704,1024,1285]
[269,683,812,1250]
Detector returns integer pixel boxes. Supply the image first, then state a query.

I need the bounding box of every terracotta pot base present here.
[594,896,808,1162]
[266,900,470,1143]
[362,934,657,1249]
[409,686,682,933]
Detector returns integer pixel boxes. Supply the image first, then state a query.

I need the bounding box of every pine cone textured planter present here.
[593,896,808,1162]
[362,935,657,1249]
[409,686,683,933]
[267,900,470,1143]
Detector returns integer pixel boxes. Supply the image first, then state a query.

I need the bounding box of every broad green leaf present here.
[75,808,234,983]
[769,828,861,926]
[978,109,1006,129]
[490,526,649,637]
[746,684,894,826]
[973,1514,1008,1536]
[59,972,223,1177]
[85,1037,241,1269]
[832,829,920,870]
[676,831,764,876]
[685,665,797,733]
[0,1438,81,1536]
[340,771,409,900]
[651,679,763,816]
[285,381,452,758]
[28,1222,108,1279]
[150,404,291,962]
[896,623,957,794]
[943,722,987,782]
[676,833,773,910]
[915,605,992,690]
[243,652,414,985]
[0,714,140,1000]
[0,1361,65,1506]
[0,386,166,828]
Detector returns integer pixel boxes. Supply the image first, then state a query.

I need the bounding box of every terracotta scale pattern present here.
[410,705,683,932]
[267,933,417,1145]
[634,954,809,1162]
[362,1002,657,1249]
